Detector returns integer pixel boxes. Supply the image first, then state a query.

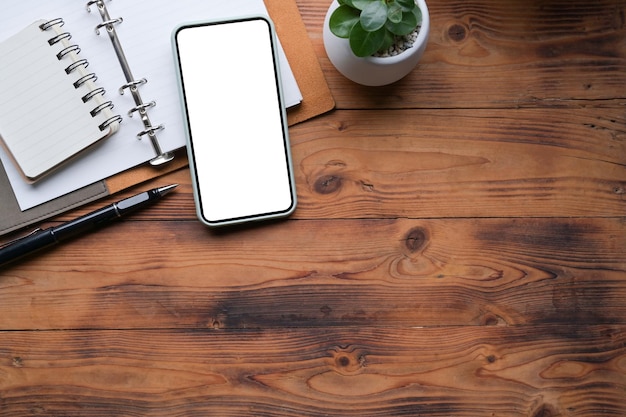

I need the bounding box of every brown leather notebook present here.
[0,0,334,236]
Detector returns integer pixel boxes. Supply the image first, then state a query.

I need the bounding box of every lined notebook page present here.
[0,20,119,182]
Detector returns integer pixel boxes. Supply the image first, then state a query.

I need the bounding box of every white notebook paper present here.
[0,20,120,182]
[0,0,302,210]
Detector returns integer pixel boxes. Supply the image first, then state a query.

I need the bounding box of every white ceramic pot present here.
[323,0,430,86]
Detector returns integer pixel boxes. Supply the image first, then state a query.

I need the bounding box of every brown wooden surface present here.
[1,0,625,415]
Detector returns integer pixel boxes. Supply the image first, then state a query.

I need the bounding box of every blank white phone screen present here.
[175,18,294,225]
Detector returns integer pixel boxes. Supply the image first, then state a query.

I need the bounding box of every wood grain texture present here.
[1,0,624,415]
[297,0,626,109]
[0,218,623,329]
[1,326,624,416]
[290,108,625,218]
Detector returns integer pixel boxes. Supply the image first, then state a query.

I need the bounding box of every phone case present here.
[172,15,297,227]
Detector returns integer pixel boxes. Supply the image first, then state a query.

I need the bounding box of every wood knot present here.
[338,356,351,367]
[330,346,366,375]
[336,120,349,132]
[314,175,343,194]
[320,305,333,317]
[448,23,467,42]
[404,227,429,253]
[334,353,366,373]
[532,404,557,417]
[481,313,508,326]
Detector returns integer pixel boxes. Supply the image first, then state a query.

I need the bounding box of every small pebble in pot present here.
[373,26,421,57]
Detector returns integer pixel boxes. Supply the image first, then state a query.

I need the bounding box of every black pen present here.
[0,184,178,268]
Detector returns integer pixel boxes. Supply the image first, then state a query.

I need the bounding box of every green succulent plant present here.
[329,0,422,57]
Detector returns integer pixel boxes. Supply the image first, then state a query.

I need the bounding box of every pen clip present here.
[0,228,43,249]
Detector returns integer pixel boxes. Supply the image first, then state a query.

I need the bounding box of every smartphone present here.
[172,16,296,227]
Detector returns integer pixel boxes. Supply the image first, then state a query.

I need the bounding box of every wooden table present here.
[1,0,625,415]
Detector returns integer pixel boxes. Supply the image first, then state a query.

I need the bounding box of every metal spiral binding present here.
[99,115,123,131]
[65,59,89,74]
[82,87,105,103]
[48,32,72,46]
[90,101,115,117]
[40,18,122,133]
[40,18,64,31]
[73,73,98,89]
[56,44,80,60]
[86,0,175,165]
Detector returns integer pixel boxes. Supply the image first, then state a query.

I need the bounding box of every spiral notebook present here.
[0,19,122,183]
[0,0,335,236]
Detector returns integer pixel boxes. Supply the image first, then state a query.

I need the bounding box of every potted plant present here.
[323,0,430,86]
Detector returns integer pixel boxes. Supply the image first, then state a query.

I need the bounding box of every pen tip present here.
[157,184,178,196]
